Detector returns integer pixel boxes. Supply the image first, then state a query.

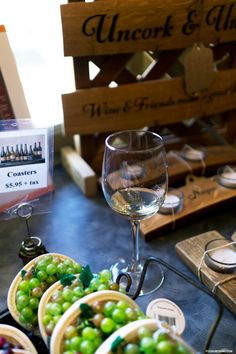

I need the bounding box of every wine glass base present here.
[111,257,164,297]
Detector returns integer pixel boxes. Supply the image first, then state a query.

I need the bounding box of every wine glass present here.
[102,130,168,296]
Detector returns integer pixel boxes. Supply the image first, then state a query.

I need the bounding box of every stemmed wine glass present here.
[102,130,168,295]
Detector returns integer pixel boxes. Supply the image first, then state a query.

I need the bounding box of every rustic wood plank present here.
[175,231,236,315]
[140,177,236,240]
[62,68,236,135]
[61,0,236,57]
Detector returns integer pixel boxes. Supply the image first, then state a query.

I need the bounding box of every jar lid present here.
[21,236,42,251]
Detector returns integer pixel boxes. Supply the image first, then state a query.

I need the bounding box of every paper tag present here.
[184,43,214,95]
[146,298,185,335]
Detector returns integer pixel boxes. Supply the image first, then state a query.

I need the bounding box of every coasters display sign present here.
[0,129,47,193]
[0,119,54,219]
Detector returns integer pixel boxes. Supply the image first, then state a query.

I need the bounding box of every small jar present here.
[18,236,48,265]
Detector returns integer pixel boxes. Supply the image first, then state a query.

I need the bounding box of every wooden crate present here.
[60,0,236,195]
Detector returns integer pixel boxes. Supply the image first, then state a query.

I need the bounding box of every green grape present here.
[97,283,109,291]
[37,270,48,281]
[74,263,83,273]
[62,302,72,313]
[137,326,153,339]
[66,267,75,274]
[64,325,77,340]
[51,290,64,304]
[103,301,116,317]
[64,339,72,351]
[84,287,93,295]
[153,329,169,344]
[63,259,74,268]
[47,275,57,285]
[99,269,112,282]
[72,296,79,303]
[45,321,55,336]
[79,339,95,354]
[57,263,67,274]
[116,300,129,311]
[124,343,140,354]
[16,290,25,298]
[111,308,127,324]
[42,314,53,326]
[82,327,97,340]
[43,254,53,264]
[73,286,84,298]
[19,313,28,324]
[36,259,47,271]
[125,307,137,321]
[29,277,41,289]
[62,288,74,302]
[53,315,62,324]
[46,263,57,275]
[50,303,63,316]
[155,340,176,354]
[29,297,39,309]
[17,294,29,308]
[140,337,156,352]
[70,336,82,351]
[89,277,100,290]
[21,306,34,321]
[18,280,31,292]
[175,343,192,354]
[100,317,116,334]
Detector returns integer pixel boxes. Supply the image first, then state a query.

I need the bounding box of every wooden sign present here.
[175,231,236,315]
[61,0,236,57]
[62,68,236,135]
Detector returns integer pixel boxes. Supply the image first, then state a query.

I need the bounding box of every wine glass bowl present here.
[102,130,168,296]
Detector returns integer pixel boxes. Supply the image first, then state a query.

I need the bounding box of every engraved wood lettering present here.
[82,13,174,44]
[206,3,236,31]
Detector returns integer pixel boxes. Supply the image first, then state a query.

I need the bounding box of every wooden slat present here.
[62,68,236,135]
[92,54,133,87]
[61,146,97,197]
[61,0,236,57]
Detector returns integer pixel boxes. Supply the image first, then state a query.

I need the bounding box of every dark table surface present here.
[0,164,235,353]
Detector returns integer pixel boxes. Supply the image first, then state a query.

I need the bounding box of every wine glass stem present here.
[131,220,141,272]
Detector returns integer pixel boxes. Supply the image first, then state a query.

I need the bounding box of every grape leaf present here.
[79,303,93,319]
[59,274,76,287]
[111,336,125,353]
[21,270,27,279]
[79,265,93,289]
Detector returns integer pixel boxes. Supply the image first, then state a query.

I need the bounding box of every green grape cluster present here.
[43,269,120,336]
[15,254,82,329]
[62,299,145,354]
[113,325,193,354]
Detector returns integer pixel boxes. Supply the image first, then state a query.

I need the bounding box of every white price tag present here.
[146,298,186,335]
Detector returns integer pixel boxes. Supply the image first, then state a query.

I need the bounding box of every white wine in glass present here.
[102,130,168,296]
